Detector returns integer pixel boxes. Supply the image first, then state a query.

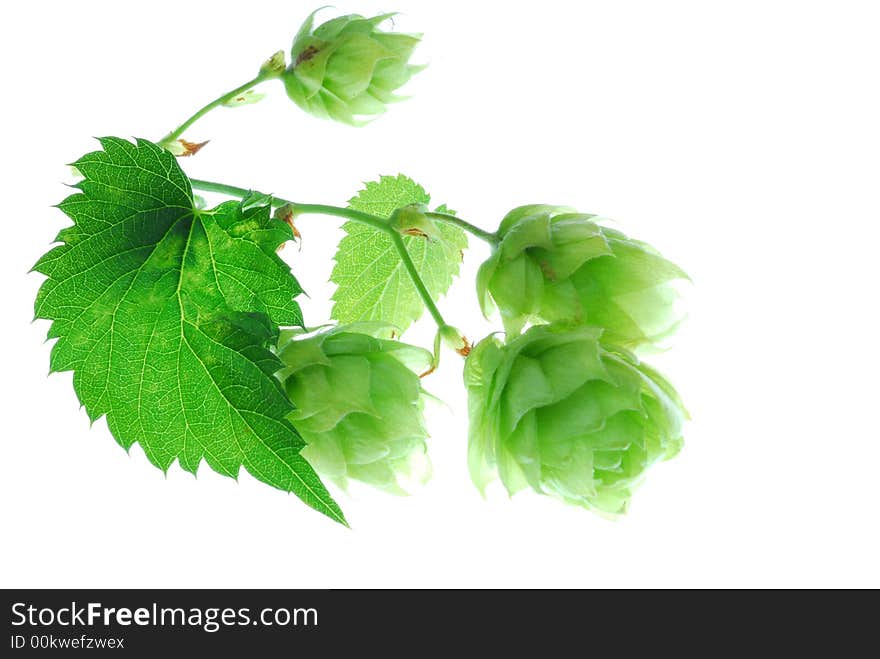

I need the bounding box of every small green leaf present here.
[34,137,345,525]
[330,175,467,333]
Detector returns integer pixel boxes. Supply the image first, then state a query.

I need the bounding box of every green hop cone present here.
[476,205,689,350]
[276,324,433,494]
[282,10,423,125]
[465,323,686,515]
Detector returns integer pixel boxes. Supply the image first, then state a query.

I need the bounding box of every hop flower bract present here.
[477,205,688,349]
[465,324,686,515]
[277,324,433,493]
[282,11,423,125]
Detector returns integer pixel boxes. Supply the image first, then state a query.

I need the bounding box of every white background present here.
[1,0,878,588]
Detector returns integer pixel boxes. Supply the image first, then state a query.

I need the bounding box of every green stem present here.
[190,178,448,329]
[294,204,389,233]
[158,73,274,145]
[390,231,448,328]
[191,182,496,244]
[425,212,498,245]
[189,179,253,198]
[191,179,390,233]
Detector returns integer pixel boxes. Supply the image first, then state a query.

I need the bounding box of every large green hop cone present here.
[276,324,433,493]
[477,205,689,349]
[282,11,423,125]
[465,324,686,515]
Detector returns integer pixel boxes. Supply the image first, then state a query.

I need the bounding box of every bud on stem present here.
[260,50,287,77]
[439,325,471,356]
[391,204,440,241]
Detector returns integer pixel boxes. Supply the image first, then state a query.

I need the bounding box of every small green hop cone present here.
[276,324,434,494]
[465,324,686,516]
[282,10,423,125]
[476,206,689,350]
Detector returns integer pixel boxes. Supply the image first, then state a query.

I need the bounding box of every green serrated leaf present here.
[33,137,345,525]
[330,175,467,333]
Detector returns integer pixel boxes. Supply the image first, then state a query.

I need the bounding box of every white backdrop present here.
[1,0,878,588]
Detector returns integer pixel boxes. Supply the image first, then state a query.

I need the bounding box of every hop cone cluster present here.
[282,11,422,125]
[476,205,688,350]
[465,325,686,515]
[276,325,432,493]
